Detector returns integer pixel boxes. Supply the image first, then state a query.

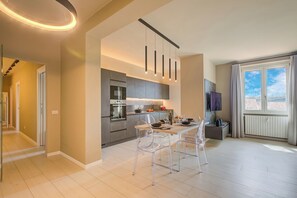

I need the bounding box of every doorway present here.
[37,66,46,146]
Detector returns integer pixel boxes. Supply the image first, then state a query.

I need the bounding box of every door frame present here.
[9,86,13,127]
[15,81,20,131]
[37,65,46,146]
[2,92,8,127]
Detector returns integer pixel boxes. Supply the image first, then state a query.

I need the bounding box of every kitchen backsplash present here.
[126,99,164,112]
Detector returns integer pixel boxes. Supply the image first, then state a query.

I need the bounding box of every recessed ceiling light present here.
[0,0,77,31]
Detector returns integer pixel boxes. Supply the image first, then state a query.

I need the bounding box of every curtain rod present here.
[230,51,297,66]
[138,18,180,49]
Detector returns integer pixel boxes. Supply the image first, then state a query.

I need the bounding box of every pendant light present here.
[169,46,171,81]
[144,28,148,74]
[139,18,180,79]
[175,49,177,82]
[154,34,157,76]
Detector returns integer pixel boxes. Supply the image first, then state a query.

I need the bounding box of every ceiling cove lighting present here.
[0,0,77,31]
[139,18,180,81]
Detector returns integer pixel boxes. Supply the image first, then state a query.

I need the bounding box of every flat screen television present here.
[210,91,222,111]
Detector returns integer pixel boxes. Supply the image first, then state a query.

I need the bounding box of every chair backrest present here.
[136,120,155,147]
[196,120,205,142]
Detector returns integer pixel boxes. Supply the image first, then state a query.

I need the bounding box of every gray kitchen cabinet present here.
[134,78,146,98]
[110,70,126,82]
[127,77,136,98]
[161,84,169,99]
[110,130,127,142]
[154,83,162,99]
[101,69,110,117]
[127,115,140,138]
[101,117,110,146]
[145,81,155,99]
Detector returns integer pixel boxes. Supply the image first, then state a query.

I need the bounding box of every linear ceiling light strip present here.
[4,59,19,76]
[0,0,77,31]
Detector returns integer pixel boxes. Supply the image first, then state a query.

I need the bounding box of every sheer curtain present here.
[231,64,244,138]
[288,55,297,146]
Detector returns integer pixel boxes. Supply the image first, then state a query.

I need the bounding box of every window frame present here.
[241,60,290,115]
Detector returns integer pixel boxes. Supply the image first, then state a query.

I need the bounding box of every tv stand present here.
[205,122,229,140]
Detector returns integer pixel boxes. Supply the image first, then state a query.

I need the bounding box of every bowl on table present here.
[151,122,162,128]
[181,120,191,125]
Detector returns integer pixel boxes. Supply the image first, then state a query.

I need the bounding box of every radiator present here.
[244,115,288,139]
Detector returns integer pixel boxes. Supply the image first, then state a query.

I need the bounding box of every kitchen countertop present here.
[127,110,172,116]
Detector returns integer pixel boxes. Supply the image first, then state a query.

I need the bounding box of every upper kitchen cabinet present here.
[154,83,163,99]
[126,77,136,98]
[134,78,146,98]
[145,81,155,99]
[101,69,110,117]
[161,84,169,99]
[110,70,126,82]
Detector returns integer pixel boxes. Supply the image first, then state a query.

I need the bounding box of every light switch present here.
[51,110,59,115]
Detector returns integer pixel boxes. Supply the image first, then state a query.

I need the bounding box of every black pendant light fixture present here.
[144,28,148,74]
[139,18,179,81]
[154,34,157,76]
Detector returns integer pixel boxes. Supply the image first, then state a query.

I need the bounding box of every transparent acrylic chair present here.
[132,120,172,186]
[176,120,208,173]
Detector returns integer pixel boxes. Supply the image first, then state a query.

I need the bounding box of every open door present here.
[0,44,4,181]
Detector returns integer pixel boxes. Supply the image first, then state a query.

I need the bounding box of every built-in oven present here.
[110,99,126,121]
[110,80,126,101]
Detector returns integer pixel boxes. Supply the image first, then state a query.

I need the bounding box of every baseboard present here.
[3,130,18,135]
[20,132,38,146]
[4,150,45,163]
[46,151,102,169]
[47,151,61,157]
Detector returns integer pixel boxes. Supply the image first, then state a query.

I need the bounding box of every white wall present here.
[101,55,181,115]
[204,55,216,83]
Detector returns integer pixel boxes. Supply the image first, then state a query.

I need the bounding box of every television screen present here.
[210,91,222,111]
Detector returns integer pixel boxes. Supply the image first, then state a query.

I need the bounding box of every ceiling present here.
[101,0,297,67]
[0,0,111,63]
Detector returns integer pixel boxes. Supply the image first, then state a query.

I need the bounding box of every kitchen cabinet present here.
[135,78,146,98]
[101,69,110,117]
[126,77,169,100]
[110,130,127,142]
[127,77,136,98]
[161,84,169,99]
[145,81,155,99]
[110,70,126,82]
[101,117,110,146]
[154,83,163,99]
[127,115,140,138]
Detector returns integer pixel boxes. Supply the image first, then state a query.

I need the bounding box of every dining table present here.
[134,122,200,171]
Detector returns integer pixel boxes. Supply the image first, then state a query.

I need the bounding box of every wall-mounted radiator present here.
[244,115,288,139]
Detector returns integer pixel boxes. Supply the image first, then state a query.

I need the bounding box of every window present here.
[242,60,289,114]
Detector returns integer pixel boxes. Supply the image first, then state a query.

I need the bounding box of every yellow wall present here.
[5,61,42,141]
[180,55,204,120]
[215,63,232,121]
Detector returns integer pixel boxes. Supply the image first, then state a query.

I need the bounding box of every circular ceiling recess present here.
[0,0,77,31]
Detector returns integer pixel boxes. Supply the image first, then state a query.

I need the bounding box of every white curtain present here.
[231,64,244,138]
[288,55,297,145]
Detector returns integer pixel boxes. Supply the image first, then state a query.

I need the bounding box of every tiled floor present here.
[0,138,297,198]
[3,131,37,153]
